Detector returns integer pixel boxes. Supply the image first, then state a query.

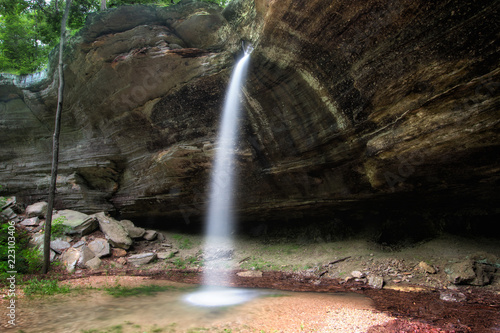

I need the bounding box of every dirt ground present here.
[36,268,499,332]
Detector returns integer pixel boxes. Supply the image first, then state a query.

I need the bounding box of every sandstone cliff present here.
[1,0,499,238]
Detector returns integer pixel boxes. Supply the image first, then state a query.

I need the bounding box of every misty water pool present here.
[10,280,390,332]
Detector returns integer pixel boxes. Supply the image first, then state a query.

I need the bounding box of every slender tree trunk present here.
[42,0,73,274]
[101,0,106,11]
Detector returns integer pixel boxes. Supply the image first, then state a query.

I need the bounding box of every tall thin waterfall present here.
[184,45,258,307]
[203,49,251,285]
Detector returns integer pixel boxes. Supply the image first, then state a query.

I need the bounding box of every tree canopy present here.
[0,0,230,74]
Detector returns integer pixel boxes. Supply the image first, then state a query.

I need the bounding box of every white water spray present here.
[184,45,258,307]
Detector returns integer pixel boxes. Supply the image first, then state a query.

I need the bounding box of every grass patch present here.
[171,234,194,250]
[104,284,179,297]
[81,324,123,333]
[171,255,200,269]
[23,278,71,296]
[261,243,300,255]
[240,257,280,271]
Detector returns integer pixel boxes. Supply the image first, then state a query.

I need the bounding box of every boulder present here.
[446,260,477,285]
[440,290,467,302]
[76,245,96,268]
[143,229,157,241]
[112,248,127,257]
[20,217,39,226]
[50,249,56,262]
[118,219,145,239]
[72,240,86,248]
[157,250,178,260]
[445,260,495,286]
[351,270,364,279]
[29,233,45,251]
[94,212,132,249]
[50,239,71,253]
[25,202,48,218]
[85,257,102,270]
[61,248,81,273]
[88,238,110,258]
[53,210,98,236]
[1,208,17,221]
[472,263,496,286]
[418,261,436,274]
[127,253,156,266]
[367,275,384,289]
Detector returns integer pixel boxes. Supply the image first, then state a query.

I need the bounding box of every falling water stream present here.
[184,44,259,307]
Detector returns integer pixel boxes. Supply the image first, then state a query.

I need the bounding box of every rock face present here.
[1,1,499,237]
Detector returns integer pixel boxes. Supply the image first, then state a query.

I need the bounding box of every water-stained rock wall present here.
[1,0,499,235]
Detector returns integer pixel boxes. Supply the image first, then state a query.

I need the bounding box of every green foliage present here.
[104,284,178,297]
[1,0,230,74]
[51,215,70,239]
[172,257,187,269]
[0,222,43,283]
[1,188,41,280]
[108,0,229,7]
[23,278,71,296]
[0,2,57,74]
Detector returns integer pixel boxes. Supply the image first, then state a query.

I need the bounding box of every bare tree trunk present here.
[101,0,106,11]
[42,0,73,274]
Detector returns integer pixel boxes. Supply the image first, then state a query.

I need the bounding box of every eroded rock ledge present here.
[1,0,499,237]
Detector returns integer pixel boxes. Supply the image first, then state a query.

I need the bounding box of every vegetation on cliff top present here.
[0,0,229,74]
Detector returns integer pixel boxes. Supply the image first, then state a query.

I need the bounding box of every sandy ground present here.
[2,276,395,333]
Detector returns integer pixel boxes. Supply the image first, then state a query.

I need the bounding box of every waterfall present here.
[184,45,258,307]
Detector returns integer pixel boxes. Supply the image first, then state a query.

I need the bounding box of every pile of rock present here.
[2,199,170,273]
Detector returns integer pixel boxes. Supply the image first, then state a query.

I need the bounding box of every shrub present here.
[0,223,43,283]
[0,189,43,283]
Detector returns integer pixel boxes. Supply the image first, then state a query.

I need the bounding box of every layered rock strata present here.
[1,0,499,235]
